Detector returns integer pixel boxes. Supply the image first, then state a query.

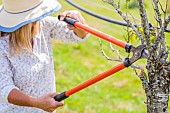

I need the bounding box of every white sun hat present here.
[0,0,62,32]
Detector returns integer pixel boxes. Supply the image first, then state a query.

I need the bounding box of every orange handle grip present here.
[60,16,128,49]
[65,62,126,97]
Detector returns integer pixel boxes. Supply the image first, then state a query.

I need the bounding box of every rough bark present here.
[145,58,169,113]
[138,0,152,53]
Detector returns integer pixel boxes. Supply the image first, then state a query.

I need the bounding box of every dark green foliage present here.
[128,1,138,9]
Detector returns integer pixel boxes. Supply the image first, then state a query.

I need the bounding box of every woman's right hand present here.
[33,92,64,112]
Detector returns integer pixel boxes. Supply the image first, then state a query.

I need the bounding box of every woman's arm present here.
[59,10,88,39]
[8,89,36,107]
[8,89,64,112]
[41,11,89,43]
[0,49,63,112]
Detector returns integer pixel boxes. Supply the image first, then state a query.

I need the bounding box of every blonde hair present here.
[0,21,39,55]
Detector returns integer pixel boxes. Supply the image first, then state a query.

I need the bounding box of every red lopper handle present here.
[59,16,131,52]
[75,22,127,48]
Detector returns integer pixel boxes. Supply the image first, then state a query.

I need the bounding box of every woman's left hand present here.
[59,10,88,39]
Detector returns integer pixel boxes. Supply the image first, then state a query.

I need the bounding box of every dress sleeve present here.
[41,16,89,43]
[0,50,19,102]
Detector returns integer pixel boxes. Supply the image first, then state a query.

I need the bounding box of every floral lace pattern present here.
[0,16,88,113]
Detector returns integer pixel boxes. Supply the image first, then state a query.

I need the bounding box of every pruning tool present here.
[54,16,148,102]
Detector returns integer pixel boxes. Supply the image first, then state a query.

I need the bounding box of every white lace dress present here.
[0,16,88,113]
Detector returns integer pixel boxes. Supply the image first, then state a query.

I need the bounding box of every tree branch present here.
[158,1,167,53]
[164,14,170,29]
[137,0,152,54]
[131,65,150,93]
[153,14,170,62]
[99,39,122,62]
[153,0,163,27]
[103,0,145,44]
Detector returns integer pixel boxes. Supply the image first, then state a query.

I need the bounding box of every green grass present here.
[0,0,170,113]
[54,1,170,113]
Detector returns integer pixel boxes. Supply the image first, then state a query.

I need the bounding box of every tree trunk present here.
[102,0,170,112]
[146,60,169,113]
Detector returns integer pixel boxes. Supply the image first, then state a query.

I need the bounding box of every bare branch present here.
[153,14,170,59]
[129,13,137,26]
[153,28,165,54]
[151,1,167,56]
[157,49,168,64]
[103,0,145,44]
[164,0,169,15]
[160,0,168,52]
[99,39,122,62]
[153,0,163,27]
[131,65,150,92]
[109,43,122,61]
[152,1,170,57]
[123,27,130,43]
[138,0,152,54]
[118,0,120,9]
[159,3,165,14]
[164,14,170,29]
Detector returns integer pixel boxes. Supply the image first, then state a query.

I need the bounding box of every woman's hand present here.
[59,10,88,38]
[33,92,64,112]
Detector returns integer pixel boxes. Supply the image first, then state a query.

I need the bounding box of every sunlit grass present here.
[55,1,170,113]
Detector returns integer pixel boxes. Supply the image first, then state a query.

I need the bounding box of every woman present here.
[0,0,89,112]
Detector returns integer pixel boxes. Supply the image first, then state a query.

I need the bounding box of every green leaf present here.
[150,36,155,43]
[126,0,131,8]
[129,33,137,43]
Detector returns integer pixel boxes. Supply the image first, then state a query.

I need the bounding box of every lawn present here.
[54,1,170,113]
[0,0,170,113]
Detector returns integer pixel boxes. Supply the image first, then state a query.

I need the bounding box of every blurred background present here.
[0,0,170,113]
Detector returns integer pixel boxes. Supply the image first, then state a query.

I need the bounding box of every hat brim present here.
[0,0,62,32]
